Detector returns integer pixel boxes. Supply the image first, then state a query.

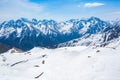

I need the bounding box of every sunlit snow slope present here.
[0,40,120,80]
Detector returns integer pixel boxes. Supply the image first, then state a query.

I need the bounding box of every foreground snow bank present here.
[0,46,120,80]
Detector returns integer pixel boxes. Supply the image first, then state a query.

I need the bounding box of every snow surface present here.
[0,27,15,38]
[0,45,120,80]
[59,22,73,34]
[79,22,90,34]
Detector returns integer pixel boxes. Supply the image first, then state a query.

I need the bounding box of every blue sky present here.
[0,0,120,21]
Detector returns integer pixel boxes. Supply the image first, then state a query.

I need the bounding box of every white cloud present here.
[0,0,47,21]
[84,2,104,8]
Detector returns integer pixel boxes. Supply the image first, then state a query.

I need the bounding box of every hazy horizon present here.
[0,0,120,21]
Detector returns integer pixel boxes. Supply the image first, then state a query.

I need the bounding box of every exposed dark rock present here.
[0,43,12,54]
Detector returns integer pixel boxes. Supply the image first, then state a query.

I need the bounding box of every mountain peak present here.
[0,17,119,50]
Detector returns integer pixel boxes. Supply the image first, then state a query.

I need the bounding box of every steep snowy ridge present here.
[0,17,119,50]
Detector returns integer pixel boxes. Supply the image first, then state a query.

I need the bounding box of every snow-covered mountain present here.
[0,39,120,80]
[58,19,120,47]
[0,17,119,50]
[0,17,120,80]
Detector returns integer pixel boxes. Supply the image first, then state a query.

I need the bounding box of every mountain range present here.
[0,17,120,51]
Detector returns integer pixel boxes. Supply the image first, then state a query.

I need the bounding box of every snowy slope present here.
[0,40,120,80]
